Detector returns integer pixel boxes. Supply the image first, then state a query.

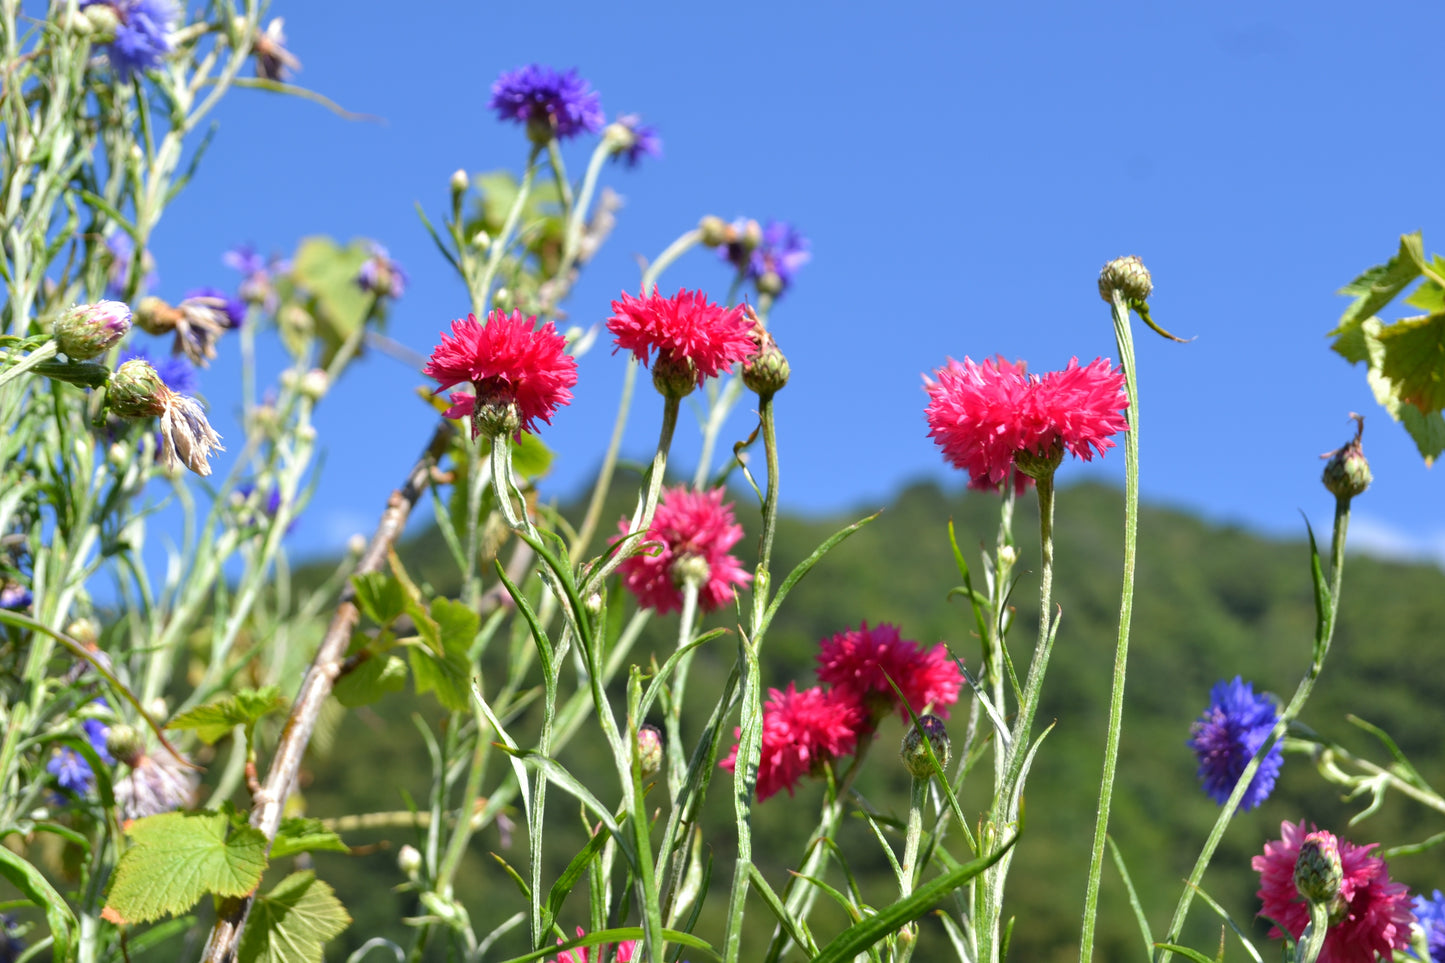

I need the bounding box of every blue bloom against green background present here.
[1188,676,1283,811]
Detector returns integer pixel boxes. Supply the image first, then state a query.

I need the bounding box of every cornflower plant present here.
[2,5,1444,963]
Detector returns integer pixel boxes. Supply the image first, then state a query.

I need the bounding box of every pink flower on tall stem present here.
[924,355,1128,488]
[424,309,577,437]
[548,927,636,963]
[1252,820,1414,963]
[720,683,866,801]
[614,486,751,614]
[816,622,963,721]
[607,288,754,385]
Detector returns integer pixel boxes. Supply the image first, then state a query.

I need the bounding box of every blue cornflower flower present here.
[104,234,156,299]
[0,913,24,963]
[607,114,662,168]
[118,347,197,396]
[488,64,605,142]
[721,219,810,297]
[223,244,284,311]
[1413,890,1445,961]
[184,286,246,329]
[84,718,115,765]
[47,748,94,795]
[356,243,407,299]
[0,582,30,610]
[1187,676,1283,811]
[234,483,297,534]
[81,0,178,82]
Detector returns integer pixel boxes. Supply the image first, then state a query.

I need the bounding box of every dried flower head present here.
[614,486,751,615]
[607,288,754,392]
[251,17,300,81]
[720,684,866,801]
[1187,676,1283,811]
[489,65,605,143]
[816,622,963,721]
[115,746,199,820]
[424,309,577,438]
[134,295,231,366]
[107,359,223,475]
[1254,820,1414,963]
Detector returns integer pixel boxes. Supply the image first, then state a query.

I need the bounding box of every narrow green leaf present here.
[1346,714,1432,791]
[228,77,377,122]
[333,654,407,708]
[412,200,462,274]
[493,927,718,963]
[106,811,268,924]
[0,847,76,961]
[270,818,350,860]
[1106,836,1154,963]
[542,828,610,938]
[167,686,286,743]
[1153,942,1219,963]
[237,871,351,963]
[762,511,880,632]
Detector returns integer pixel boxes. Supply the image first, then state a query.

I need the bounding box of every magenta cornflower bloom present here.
[1187,677,1283,811]
[548,928,635,963]
[1254,820,1414,963]
[925,355,1129,487]
[720,683,866,801]
[424,310,577,438]
[614,486,751,615]
[607,288,754,387]
[489,65,605,142]
[816,622,963,721]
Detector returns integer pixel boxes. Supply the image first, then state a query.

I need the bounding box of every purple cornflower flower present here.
[0,582,30,610]
[355,243,407,299]
[184,286,246,329]
[721,219,810,297]
[47,749,93,795]
[80,0,178,81]
[0,913,23,963]
[104,234,156,299]
[488,64,605,142]
[223,244,282,311]
[119,347,197,396]
[1414,890,1445,961]
[84,718,115,765]
[1187,676,1283,811]
[608,114,662,168]
[234,483,297,534]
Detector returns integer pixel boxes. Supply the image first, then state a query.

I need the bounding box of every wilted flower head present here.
[107,358,224,475]
[720,683,866,801]
[54,300,131,360]
[115,746,199,820]
[1187,676,1283,811]
[607,288,754,394]
[356,243,407,299]
[103,234,156,300]
[1412,890,1445,962]
[424,309,577,438]
[81,0,177,81]
[605,114,662,168]
[184,286,246,329]
[489,65,605,143]
[133,295,231,366]
[614,486,751,615]
[548,927,636,963]
[251,17,300,81]
[722,219,810,297]
[1254,820,1414,963]
[816,622,963,721]
[924,355,1129,489]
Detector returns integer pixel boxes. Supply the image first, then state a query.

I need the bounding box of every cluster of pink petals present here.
[816,622,963,720]
[423,309,578,436]
[1253,820,1415,963]
[719,683,865,801]
[607,287,754,384]
[615,486,752,614]
[549,928,636,963]
[924,355,1129,488]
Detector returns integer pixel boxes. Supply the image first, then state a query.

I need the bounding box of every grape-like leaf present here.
[105,811,268,924]
[167,686,287,744]
[333,653,407,708]
[1375,312,1445,415]
[237,872,351,963]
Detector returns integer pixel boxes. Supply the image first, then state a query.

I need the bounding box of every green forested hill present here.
[299,478,1445,961]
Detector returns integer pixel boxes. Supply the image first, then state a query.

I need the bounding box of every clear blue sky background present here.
[141,0,1443,564]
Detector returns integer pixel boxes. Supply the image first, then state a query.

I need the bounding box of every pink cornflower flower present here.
[924,355,1128,488]
[607,288,754,387]
[816,622,963,721]
[424,309,577,437]
[548,928,636,963]
[720,683,866,801]
[1253,820,1414,963]
[614,487,751,614]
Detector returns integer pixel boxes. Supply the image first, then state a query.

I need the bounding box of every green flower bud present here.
[472,382,521,439]
[1098,255,1153,304]
[83,3,120,40]
[756,271,785,297]
[54,300,131,360]
[1013,439,1064,479]
[107,359,168,418]
[1294,831,1343,906]
[636,725,663,781]
[670,554,711,591]
[398,844,423,880]
[106,723,145,767]
[742,323,790,397]
[651,354,698,400]
[698,215,729,248]
[1322,415,1371,500]
[450,168,469,198]
[900,715,950,780]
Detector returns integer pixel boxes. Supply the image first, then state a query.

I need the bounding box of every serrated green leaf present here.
[167,687,287,744]
[1406,276,1445,312]
[106,811,268,924]
[333,653,407,708]
[1329,315,1372,365]
[407,598,475,711]
[512,430,555,479]
[237,871,351,963]
[1364,349,1445,464]
[1375,312,1445,414]
[1332,233,1425,333]
[290,236,374,367]
[350,571,407,627]
[270,819,350,860]
[0,847,76,960]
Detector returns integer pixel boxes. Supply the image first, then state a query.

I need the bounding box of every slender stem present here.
[1155,495,1352,962]
[560,138,612,271]
[1078,289,1141,962]
[474,145,542,313]
[896,776,930,963]
[0,339,58,390]
[582,395,678,594]
[640,229,701,292]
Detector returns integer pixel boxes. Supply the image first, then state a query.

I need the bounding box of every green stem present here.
[582,394,678,594]
[0,340,58,390]
[1155,495,1351,962]
[1077,289,1142,962]
[560,137,612,271]
[474,145,542,313]
[896,776,930,963]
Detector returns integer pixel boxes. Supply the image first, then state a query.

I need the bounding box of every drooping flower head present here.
[489,65,605,142]
[111,733,199,820]
[607,288,754,395]
[1187,676,1283,811]
[816,622,963,722]
[81,0,178,81]
[614,486,751,615]
[548,927,636,963]
[722,219,810,297]
[356,242,407,299]
[720,683,866,801]
[606,114,662,168]
[925,355,1129,488]
[424,309,577,438]
[184,286,246,329]
[251,17,300,82]
[1412,890,1445,961]
[133,295,231,366]
[118,348,197,396]
[1254,820,1414,963]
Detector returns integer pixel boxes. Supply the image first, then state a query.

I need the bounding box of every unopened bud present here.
[83,3,119,39]
[670,554,711,590]
[347,534,368,556]
[1294,831,1343,906]
[450,168,469,198]
[698,215,729,247]
[1322,415,1371,500]
[742,320,790,397]
[900,715,951,780]
[755,271,784,297]
[471,230,491,252]
[584,592,603,614]
[1098,255,1153,304]
[492,287,512,311]
[636,725,663,780]
[279,304,313,338]
[55,300,131,359]
[740,219,763,252]
[651,354,698,400]
[398,844,423,880]
[66,618,100,647]
[998,544,1019,567]
[107,358,168,418]
[299,368,329,400]
[106,723,144,767]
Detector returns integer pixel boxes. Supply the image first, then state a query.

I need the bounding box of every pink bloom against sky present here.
[606,287,754,384]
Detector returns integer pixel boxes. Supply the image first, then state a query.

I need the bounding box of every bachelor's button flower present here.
[613,486,752,615]
[424,309,578,439]
[356,243,407,299]
[816,621,963,723]
[722,219,810,297]
[607,288,754,397]
[81,0,178,81]
[47,747,95,795]
[107,358,224,475]
[548,927,636,963]
[1254,820,1414,963]
[605,114,662,168]
[1187,676,1283,811]
[224,244,283,311]
[1412,890,1445,961]
[720,683,867,801]
[489,65,605,143]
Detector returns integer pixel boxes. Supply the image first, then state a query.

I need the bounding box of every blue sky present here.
[141,0,1444,564]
